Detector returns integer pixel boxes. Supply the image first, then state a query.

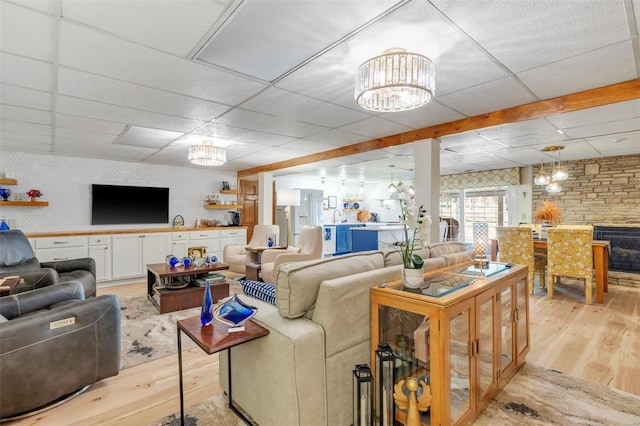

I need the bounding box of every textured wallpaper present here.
[0,151,239,233]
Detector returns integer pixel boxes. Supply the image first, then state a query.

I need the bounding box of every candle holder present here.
[353,364,373,426]
[376,343,395,426]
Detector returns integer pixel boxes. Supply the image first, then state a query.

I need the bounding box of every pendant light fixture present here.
[533,156,551,186]
[188,140,226,166]
[550,147,568,181]
[388,165,396,192]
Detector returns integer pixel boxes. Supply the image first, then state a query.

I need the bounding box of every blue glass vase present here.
[200,281,214,326]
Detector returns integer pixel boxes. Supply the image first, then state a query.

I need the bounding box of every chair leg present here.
[585,277,593,305]
[539,269,546,290]
[529,271,534,294]
[547,272,554,299]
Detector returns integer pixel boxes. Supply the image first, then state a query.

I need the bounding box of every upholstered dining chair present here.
[260,225,323,284]
[519,223,548,289]
[496,226,545,294]
[546,228,594,304]
[557,224,594,231]
[222,224,279,274]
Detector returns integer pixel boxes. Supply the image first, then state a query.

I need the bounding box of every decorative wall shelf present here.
[0,201,49,207]
[220,189,240,195]
[0,178,17,185]
[203,204,242,210]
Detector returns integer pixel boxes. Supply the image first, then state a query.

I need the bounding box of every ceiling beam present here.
[238,78,640,179]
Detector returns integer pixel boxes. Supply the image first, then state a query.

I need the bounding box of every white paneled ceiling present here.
[0,0,638,184]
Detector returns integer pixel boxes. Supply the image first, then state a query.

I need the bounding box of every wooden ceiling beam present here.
[238,78,640,179]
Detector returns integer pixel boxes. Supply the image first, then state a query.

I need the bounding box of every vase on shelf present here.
[0,188,10,201]
[402,267,424,289]
[200,281,214,326]
[30,197,37,202]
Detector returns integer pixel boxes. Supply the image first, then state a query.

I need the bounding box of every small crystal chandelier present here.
[188,140,226,166]
[551,149,568,181]
[355,48,435,112]
[533,157,551,186]
[545,180,563,194]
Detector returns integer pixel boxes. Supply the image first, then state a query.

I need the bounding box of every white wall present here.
[0,151,238,233]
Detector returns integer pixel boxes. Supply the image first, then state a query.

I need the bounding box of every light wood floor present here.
[5,281,640,425]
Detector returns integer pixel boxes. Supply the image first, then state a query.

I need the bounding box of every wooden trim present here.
[1,200,48,206]
[238,78,640,178]
[0,178,17,185]
[25,226,248,238]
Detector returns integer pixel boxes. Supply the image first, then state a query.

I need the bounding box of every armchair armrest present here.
[41,257,96,278]
[1,268,59,294]
[260,248,287,264]
[223,244,247,259]
[0,281,85,320]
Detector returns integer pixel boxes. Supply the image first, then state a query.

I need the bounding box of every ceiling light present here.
[388,166,396,192]
[542,145,568,181]
[546,180,562,194]
[355,48,435,112]
[188,140,226,166]
[533,157,551,186]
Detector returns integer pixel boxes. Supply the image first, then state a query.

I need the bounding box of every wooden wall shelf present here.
[0,178,17,185]
[0,200,49,207]
[203,204,242,210]
[220,189,240,194]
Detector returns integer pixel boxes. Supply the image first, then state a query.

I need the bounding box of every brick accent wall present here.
[532,153,640,226]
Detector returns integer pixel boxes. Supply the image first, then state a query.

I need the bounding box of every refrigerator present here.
[276,189,324,246]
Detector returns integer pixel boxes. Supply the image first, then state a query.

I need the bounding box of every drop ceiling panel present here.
[561,117,640,139]
[0,2,54,61]
[0,104,52,125]
[518,41,637,100]
[193,124,297,147]
[383,102,465,129]
[216,109,327,139]
[0,130,51,144]
[57,68,230,121]
[242,87,369,128]
[546,99,640,129]
[58,22,267,105]
[55,127,119,144]
[55,113,126,135]
[497,130,569,148]
[277,140,341,154]
[53,140,159,161]
[430,0,631,73]
[493,147,550,164]
[0,53,53,92]
[437,77,538,117]
[552,140,602,161]
[0,139,52,153]
[60,0,230,57]
[115,126,184,149]
[197,0,400,81]
[1,119,51,136]
[477,118,559,141]
[0,84,52,110]
[303,129,367,146]
[587,131,640,156]
[56,96,205,133]
[338,117,413,139]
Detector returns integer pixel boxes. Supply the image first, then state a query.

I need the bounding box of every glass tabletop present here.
[447,261,512,277]
[394,273,470,298]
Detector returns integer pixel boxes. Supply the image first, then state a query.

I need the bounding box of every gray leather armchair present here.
[0,282,121,419]
[0,230,97,297]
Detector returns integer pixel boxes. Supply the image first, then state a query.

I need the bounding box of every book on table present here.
[193,272,227,287]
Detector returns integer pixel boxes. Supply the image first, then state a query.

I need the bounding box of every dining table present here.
[490,238,610,304]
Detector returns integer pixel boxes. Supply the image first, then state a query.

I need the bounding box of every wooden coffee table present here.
[177,316,269,425]
[0,276,20,297]
[147,263,230,314]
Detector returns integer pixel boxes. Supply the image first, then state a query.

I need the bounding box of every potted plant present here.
[26,189,43,202]
[392,183,431,288]
[534,200,562,225]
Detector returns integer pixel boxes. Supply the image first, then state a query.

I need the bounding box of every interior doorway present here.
[239,180,258,243]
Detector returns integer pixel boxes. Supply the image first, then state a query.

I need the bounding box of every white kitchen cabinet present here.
[88,235,111,282]
[220,228,246,263]
[188,230,220,260]
[112,233,169,279]
[34,236,88,263]
[171,231,189,258]
[142,233,170,266]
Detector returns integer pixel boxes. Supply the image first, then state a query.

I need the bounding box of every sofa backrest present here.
[0,230,36,268]
[275,251,384,318]
[383,247,430,267]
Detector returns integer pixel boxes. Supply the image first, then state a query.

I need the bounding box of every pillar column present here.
[413,139,440,243]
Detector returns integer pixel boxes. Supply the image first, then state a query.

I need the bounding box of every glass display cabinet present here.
[370,261,529,425]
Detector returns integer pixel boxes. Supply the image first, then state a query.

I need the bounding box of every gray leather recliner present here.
[0,281,121,419]
[0,229,97,297]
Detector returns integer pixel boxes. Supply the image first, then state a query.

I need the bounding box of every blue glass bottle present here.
[200,281,214,326]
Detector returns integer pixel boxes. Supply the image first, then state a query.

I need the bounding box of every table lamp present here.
[473,222,489,267]
[276,189,301,246]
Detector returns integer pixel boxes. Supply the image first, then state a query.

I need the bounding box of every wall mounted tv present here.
[91,184,169,225]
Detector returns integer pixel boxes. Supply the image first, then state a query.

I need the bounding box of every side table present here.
[245,262,261,281]
[0,276,21,297]
[176,316,269,425]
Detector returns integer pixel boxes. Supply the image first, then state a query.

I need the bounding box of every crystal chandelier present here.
[545,180,563,194]
[188,140,226,166]
[355,48,435,112]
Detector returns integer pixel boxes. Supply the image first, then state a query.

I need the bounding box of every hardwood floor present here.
[5,281,640,425]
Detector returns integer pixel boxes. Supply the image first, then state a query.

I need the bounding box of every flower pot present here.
[30,197,37,202]
[402,267,424,289]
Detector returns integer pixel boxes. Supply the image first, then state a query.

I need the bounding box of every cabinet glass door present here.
[516,277,529,361]
[476,292,495,401]
[449,304,471,424]
[378,306,431,425]
[500,285,513,372]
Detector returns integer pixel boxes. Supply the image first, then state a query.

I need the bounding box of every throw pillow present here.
[240,280,276,305]
[286,246,301,253]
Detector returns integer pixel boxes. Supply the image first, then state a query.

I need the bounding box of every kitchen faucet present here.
[333,209,343,224]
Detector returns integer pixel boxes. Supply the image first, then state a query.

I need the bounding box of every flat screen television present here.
[91,184,169,225]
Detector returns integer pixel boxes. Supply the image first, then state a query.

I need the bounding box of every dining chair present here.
[546,228,594,304]
[496,226,545,294]
[557,224,594,231]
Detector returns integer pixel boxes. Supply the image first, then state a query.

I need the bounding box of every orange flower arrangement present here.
[534,200,562,225]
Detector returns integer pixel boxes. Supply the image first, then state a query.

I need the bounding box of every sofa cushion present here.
[0,230,36,268]
[0,314,7,323]
[240,280,276,305]
[441,251,473,266]
[275,251,384,319]
[383,247,430,267]
[428,241,471,257]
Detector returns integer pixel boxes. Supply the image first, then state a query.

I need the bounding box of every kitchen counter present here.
[351,225,404,252]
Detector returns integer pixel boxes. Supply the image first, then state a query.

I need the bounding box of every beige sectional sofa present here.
[219,242,473,426]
